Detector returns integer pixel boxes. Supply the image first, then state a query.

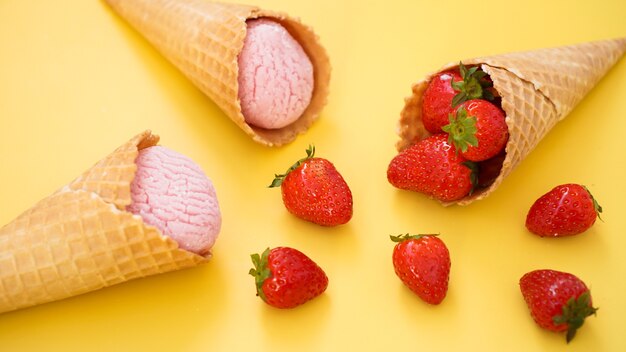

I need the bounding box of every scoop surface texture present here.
[127,146,221,256]
[237,18,314,129]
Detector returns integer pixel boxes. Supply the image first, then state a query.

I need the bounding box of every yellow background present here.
[1,0,625,350]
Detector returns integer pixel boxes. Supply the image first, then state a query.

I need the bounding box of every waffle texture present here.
[0,131,207,314]
[105,0,331,146]
[398,38,626,205]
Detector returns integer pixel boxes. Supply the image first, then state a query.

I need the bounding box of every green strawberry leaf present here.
[442,107,478,153]
[390,233,439,243]
[483,88,495,101]
[552,291,598,343]
[249,248,272,302]
[451,92,468,108]
[269,145,316,187]
[462,161,480,195]
[450,62,495,107]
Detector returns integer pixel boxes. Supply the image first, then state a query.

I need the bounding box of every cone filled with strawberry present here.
[389,38,626,205]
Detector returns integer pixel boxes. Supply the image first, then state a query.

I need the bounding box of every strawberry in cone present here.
[393,38,626,205]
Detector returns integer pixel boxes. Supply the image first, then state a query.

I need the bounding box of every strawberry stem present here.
[552,291,598,343]
[442,106,478,153]
[269,145,316,188]
[249,248,272,302]
[390,233,439,243]
[451,62,494,107]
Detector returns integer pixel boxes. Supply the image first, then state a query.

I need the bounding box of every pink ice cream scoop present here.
[238,18,314,129]
[127,146,221,256]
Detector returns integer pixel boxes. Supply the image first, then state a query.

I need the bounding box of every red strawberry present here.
[442,100,508,162]
[421,62,496,134]
[421,70,463,133]
[519,269,597,342]
[390,234,451,305]
[249,247,328,309]
[387,134,477,202]
[476,152,506,189]
[270,145,353,226]
[526,184,602,237]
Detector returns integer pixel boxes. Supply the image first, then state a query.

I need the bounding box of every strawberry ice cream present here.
[238,18,314,129]
[127,146,221,256]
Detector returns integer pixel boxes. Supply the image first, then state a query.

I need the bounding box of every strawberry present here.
[270,145,353,226]
[387,134,477,202]
[421,70,463,134]
[442,100,508,162]
[249,247,328,309]
[421,62,495,134]
[519,269,597,342]
[476,152,506,189]
[525,184,602,237]
[390,234,451,305]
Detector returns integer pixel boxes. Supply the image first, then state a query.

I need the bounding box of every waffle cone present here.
[104,0,331,147]
[398,38,626,205]
[0,131,208,314]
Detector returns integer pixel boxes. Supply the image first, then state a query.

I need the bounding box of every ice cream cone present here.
[104,0,331,147]
[0,131,207,314]
[397,38,626,205]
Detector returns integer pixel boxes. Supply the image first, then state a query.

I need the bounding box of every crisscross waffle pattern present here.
[0,131,207,313]
[397,38,626,205]
[474,38,626,118]
[67,131,159,209]
[105,0,331,146]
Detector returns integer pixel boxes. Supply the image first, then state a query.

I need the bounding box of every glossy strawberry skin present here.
[250,247,328,309]
[526,184,601,237]
[456,99,508,161]
[421,70,463,133]
[391,235,451,305]
[281,157,353,226]
[387,134,473,202]
[519,269,596,342]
